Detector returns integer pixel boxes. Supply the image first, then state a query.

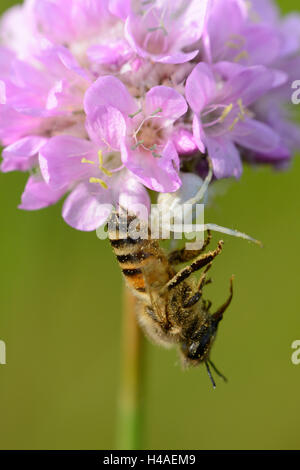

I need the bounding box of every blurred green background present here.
[0,0,300,451]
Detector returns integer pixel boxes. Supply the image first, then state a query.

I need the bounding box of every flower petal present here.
[84,75,137,119]
[109,0,131,20]
[206,137,242,179]
[251,144,291,165]
[0,46,16,76]
[62,168,151,231]
[0,105,41,145]
[249,0,279,24]
[34,0,75,44]
[39,135,97,190]
[1,136,47,172]
[157,50,199,65]
[121,139,182,193]
[19,175,65,210]
[124,10,167,61]
[172,128,198,155]
[115,172,151,220]
[185,63,216,113]
[280,13,300,56]
[124,0,208,64]
[86,105,126,150]
[171,0,209,49]
[241,25,281,66]
[62,181,114,231]
[219,65,277,107]
[145,86,187,122]
[87,42,131,66]
[232,119,280,153]
[192,115,206,154]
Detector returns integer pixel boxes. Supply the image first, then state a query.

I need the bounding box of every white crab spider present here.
[155,157,262,248]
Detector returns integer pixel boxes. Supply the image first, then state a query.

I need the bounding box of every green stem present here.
[116,284,145,450]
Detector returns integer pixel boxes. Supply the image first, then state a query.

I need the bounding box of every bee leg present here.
[198,262,213,292]
[183,291,202,308]
[166,241,224,291]
[144,305,161,323]
[212,276,234,322]
[183,263,213,308]
[203,300,212,311]
[168,231,212,265]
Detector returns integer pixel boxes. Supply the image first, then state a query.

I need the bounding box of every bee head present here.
[180,313,221,365]
[180,277,233,387]
[180,276,233,367]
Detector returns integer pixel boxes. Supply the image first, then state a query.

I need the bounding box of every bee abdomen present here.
[122,267,142,276]
[116,250,154,293]
[108,211,153,297]
[119,260,150,295]
[117,251,152,268]
[110,237,140,249]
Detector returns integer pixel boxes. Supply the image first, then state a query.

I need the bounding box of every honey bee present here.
[109,209,233,388]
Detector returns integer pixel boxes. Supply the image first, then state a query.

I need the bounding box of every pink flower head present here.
[0,0,299,231]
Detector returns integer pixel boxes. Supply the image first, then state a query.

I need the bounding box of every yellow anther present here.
[237,99,246,121]
[220,103,233,123]
[234,50,249,63]
[228,99,251,131]
[228,117,240,132]
[98,150,104,167]
[100,167,113,177]
[227,98,253,131]
[82,151,113,188]
[237,98,252,120]
[237,99,244,114]
[229,34,246,47]
[81,158,95,165]
[89,177,108,189]
[245,1,261,23]
[97,150,112,177]
[225,41,240,50]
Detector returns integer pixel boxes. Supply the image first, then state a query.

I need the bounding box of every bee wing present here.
[140,261,169,325]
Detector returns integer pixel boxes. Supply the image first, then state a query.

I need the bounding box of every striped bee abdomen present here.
[108,212,154,297]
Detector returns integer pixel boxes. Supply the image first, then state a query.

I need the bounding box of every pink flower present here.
[202,0,282,66]
[84,75,188,191]
[124,0,209,64]
[0,42,90,145]
[39,134,150,230]
[185,62,285,179]
[32,0,115,45]
[36,76,187,230]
